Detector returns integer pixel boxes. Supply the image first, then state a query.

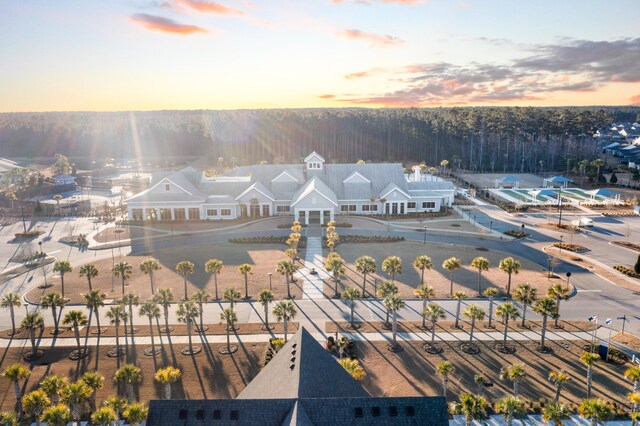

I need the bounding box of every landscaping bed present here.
[322,235,404,248]
[613,265,640,279]
[553,242,587,252]
[230,236,307,248]
[612,241,640,252]
[602,210,638,217]
[326,320,593,334]
[503,229,528,239]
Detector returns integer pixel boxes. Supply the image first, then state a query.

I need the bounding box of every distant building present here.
[126,151,455,224]
[146,326,448,425]
[0,158,24,177]
[53,174,76,187]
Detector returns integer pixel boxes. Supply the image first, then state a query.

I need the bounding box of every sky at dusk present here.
[2,0,640,112]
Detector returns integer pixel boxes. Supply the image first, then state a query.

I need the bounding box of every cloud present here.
[175,0,243,15]
[130,13,207,34]
[338,29,405,47]
[345,71,371,79]
[631,94,640,105]
[331,0,421,4]
[318,94,336,99]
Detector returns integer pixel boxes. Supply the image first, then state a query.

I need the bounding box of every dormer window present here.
[308,163,321,170]
[164,183,171,191]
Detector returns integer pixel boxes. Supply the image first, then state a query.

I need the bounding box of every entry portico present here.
[291,176,337,225]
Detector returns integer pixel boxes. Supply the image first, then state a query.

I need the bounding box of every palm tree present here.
[495,396,525,426]
[355,255,376,296]
[414,255,433,285]
[443,257,461,296]
[237,263,253,298]
[154,367,181,400]
[414,284,434,328]
[123,402,148,426]
[53,260,72,299]
[273,300,296,342]
[40,375,69,405]
[62,380,91,424]
[84,290,106,334]
[377,281,398,326]
[629,391,640,416]
[452,291,468,329]
[581,352,600,398]
[276,259,298,299]
[115,364,142,403]
[325,254,346,298]
[543,401,572,425]
[496,302,519,350]
[21,311,44,358]
[53,194,62,215]
[499,257,520,296]
[63,310,88,358]
[105,305,128,359]
[473,374,486,395]
[153,288,173,334]
[91,407,118,426]
[176,301,199,355]
[342,287,361,328]
[223,287,241,310]
[42,292,66,334]
[41,404,71,426]
[112,261,132,295]
[533,296,558,351]
[284,248,297,262]
[23,390,51,426]
[436,361,455,398]
[513,283,537,327]
[579,398,612,426]
[482,287,499,328]
[382,256,402,282]
[462,304,485,344]
[338,359,366,381]
[549,370,572,402]
[205,258,224,300]
[191,290,211,332]
[1,293,21,335]
[103,396,127,421]
[79,263,99,292]
[470,257,490,295]
[121,292,140,335]
[258,289,274,330]
[384,294,405,350]
[220,307,238,352]
[81,371,104,412]
[424,302,446,348]
[500,363,527,397]
[139,258,161,296]
[175,260,194,300]
[547,283,570,328]
[451,392,487,426]
[3,364,30,413]
[139,302,161,358]
[625,365,640,392]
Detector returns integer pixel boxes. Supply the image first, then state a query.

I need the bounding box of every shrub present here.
[553,242,587,252]
[613,265,640,278]
[503,229,528,239]
[635,254,640,274]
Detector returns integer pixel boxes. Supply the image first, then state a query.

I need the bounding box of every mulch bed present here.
[612,241,640,252]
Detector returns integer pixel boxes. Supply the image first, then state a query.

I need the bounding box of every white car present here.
[571,218,594,227]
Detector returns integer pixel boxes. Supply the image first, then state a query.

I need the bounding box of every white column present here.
[294,209,299,222]
[320,210,324,225]
[155,208,161,220]
[171,208,175,220]
[305,210,309,225]
[330,209,334,221]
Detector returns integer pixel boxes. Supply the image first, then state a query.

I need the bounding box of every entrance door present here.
[308,211,321,224]
[392,203,398,215]
[262,205,270,217]
[250,204,260,217]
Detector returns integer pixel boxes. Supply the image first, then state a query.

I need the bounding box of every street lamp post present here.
[565,271,571,288]
[547,258,552,279]
[268,273,272,291]
[423,226,427,244]
[559,235,564,256]
[489,220,493,233]
[38,241,48,287]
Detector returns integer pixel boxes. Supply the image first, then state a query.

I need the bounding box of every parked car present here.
[571,218,594,227]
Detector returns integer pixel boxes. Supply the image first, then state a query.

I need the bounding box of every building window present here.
[188,208,200,220]
[174,208,186,220]
[362,204,378,212]
[422,201,436,209]
[349,205,356,212]
[160,208,172,220]
[370,204,378,211]
[132,209,143,220]
[407,202,416,209]
[362,205,370,212]
[164,183,171,191]
[206,209,218,216]
[221,208,232,216]
[276,205,290,213]
[340,204,356,212]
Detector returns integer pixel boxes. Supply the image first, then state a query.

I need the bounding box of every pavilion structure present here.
[543,176,572,188]
[494,176,521,189]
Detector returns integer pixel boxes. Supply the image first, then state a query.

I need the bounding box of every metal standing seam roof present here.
[545,176,573,183]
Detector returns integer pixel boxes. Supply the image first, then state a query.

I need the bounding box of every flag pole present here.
[606,320,613,362]
[590,314,598,353]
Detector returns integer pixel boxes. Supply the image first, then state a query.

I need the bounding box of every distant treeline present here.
[0,107,638,172]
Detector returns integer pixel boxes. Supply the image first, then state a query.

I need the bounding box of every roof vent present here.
[371,407,380,417]
[179,410,188,420]
[291,349,297,355]
[292,343,297,348]
[213,410,221,420]
[354,407,363,418]
[290,364,295,370]
[290,357,296,363]
[405,406,415,417]
[196,410,204,420]
[388,406,398,417]
[230,410,239,421]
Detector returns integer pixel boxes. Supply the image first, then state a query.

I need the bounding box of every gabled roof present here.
[379,183,411,199]
[545,176,573,183]
[304,151,325,163]
[126,168,207,203]
[235,181,275,201]
[529,189,557,197]
[343,171,371,184]
[586,188,618,197]
[272,170,299,184]
[238,326,368,400]
[290,177,339,208]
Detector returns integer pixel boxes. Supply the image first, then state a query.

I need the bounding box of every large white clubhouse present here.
[126,152,455,225]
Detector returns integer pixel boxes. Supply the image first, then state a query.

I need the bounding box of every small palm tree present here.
[436,361,455,398]
[276,259,298,299]
[23,389,51,426]
[549,370,572,402]
[79,263,99,292]
[21,311,44,358]
[81,371,104,412]
[175,260,194,300]
[443,257,461,296]
[3,364,30,413]
[424,302,446,348]
[40,375,69,405]
[237,263,253,298]
[91,407,118,426]
[382,256,402,282]
[625,365,640,392]
[1,293,21,335]
[139,257,161,296]
[470,257,490,295]
[462,304,485,344]
[495,396,525,426]
[581,352,600,398]
[547,283,570,328]
[482,287,499,328]
[384,294,405,350]
[53,194,62,215]
[220,307,238,352]
[500,363,527,397]
[121,292,140,335]
[105,305,128,360]
[473,374,486,395]
[114,364,142,403]
[284,248,297,262]
[414,255,433,285]
[191,290,211,332]
[325,254,346,298]
[53,260,72,299]
[84,290,107,334]
[513,283,537,327]
[62,380,92,423]
[414,284,435,328]
[452,291,468,328]
[41,404,71,426]
[139,302,161,358]
[543,401,572,425]
[257,289,274,330]
[205,258,224,300]
[103,396,127,421]
[177,301,199,355]
[338,358,366,381]
[499,257,520,296]
[496,302,519,350]
[533,296,558,351]
[62,310,88,357]
[112,261,133,295]
[342,287,361,328]
[273,300,296,342]
[155,366,181,400]
[377,281,398,326]
[579,398,613,426]
[355,255,377,296]
[123,402,148,426]
[223,287,241,310]
[629,391,640,416]
[450,392,487,426]
[153,288,173,334]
